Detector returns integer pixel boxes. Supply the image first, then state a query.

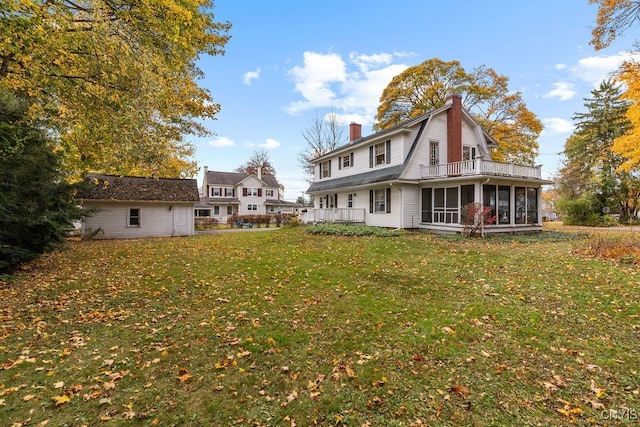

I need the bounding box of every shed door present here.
[173,207,189,236]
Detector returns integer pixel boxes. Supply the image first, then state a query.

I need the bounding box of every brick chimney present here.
[446,93,463,164]
[202,166,208,197]
[349,122,362,142]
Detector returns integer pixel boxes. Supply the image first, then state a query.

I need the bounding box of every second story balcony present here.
[419,158,543,180]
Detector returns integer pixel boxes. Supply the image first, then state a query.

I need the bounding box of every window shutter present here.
[243,187,247,197]
[386,187,391,213]
[369,146,374,168]
[258,188,262,197]
[386,140,391,164]
[319,164,323,179]
[328,160,332,177]
[338,157,342,170]
[219,187,223,195]
[350,152,354,166]
[335,194,338,208]
[369,190,374,213]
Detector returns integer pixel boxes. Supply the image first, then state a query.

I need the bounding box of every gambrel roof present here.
[307,96,499,193]
[76,174,200,202]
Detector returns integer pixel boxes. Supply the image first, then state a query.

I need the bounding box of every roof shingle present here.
[76,174,200,202]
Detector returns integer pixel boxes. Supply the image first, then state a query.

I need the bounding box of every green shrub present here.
[305,223,405,237]
[557,195,601,226]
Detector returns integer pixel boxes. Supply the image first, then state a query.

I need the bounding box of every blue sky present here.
[192,0,640,201]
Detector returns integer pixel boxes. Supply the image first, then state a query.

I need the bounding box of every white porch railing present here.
[420,158,542,180]
[310,208,366,224]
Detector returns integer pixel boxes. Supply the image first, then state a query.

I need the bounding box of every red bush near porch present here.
[461,203,497,237]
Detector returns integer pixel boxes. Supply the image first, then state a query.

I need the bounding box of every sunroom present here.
[419,179,544,233]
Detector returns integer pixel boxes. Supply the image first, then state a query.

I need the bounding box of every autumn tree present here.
[0,1,231,179]
[298,110,347,179]
[557,80,640,223]
[0,91,84,273]
[590,0,640,173]
[236,149,277,176]
[590,0,640,50]
[374,58,542,164]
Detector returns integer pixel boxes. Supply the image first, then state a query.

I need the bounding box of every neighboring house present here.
[76,174,199,239]
[306,93,552,233]
[197,167,300,222]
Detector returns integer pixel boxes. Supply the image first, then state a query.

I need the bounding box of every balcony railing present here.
[419,158,542,180]
[307,208,366,224]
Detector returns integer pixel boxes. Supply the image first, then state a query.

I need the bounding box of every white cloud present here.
[286,50,410,125]
[208,136,236,148]
[543,82,576,101]
[349,52,393,73]
[260,138,280,149]
[243,67,261,85]
[570,51,640,85]
[246,138,281,149]
[287,52,347,112]
[542,117,574,134]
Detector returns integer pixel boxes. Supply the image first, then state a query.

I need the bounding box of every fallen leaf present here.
[52,394,70,406]
[585,399,605,409]
[590,379,606,397]
[449,385,470,397]
[53,381,64,389]
[177,373,192,383]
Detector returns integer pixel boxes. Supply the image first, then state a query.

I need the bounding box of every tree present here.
[374,58,542,164]
[0,1,231,179]
[557,80,640,222]
[298,110,347,179]
[590,0,640,175]
[236,149,277,176]
[0,91,84,273]
[612,59,640,172]
[590,0,640,50]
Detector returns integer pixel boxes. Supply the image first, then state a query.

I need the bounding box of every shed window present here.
[128,208,140,227]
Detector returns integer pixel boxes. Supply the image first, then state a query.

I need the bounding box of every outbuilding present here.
[76,174,199,239]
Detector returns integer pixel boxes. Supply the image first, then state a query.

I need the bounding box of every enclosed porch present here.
[419,182,544,234]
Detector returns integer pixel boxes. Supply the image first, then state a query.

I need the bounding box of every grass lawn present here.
[1,227,638,426]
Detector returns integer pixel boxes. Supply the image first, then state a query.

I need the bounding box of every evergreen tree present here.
[0,91,84,273]
[557,80,640,223]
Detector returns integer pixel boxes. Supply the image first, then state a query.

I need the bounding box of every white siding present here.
[402,113,447,180]
[400,185,420,229]
[238,176,268,215]
[364,186,402,228]
[82,201,195,239]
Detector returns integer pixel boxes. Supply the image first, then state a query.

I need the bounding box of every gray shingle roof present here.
[307,165,404,193]
[76,174,200,202]
[206,170,279,188]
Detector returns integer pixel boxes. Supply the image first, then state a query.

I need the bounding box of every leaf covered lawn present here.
[1,228,638,426]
